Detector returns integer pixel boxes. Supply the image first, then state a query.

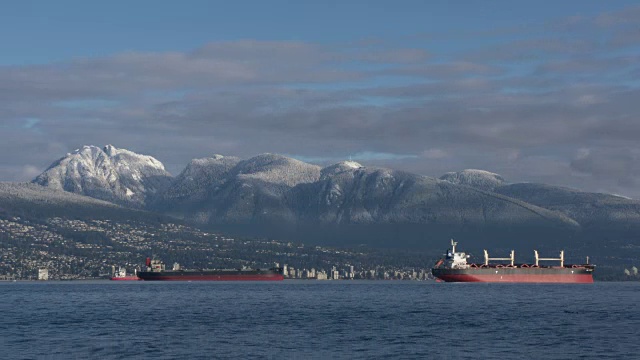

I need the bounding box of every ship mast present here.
[483,249,515,266]
[534,250,564,267]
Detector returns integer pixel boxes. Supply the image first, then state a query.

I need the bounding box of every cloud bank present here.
[1,6,640,198]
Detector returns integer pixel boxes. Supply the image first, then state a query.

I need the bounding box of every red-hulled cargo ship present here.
[431,240,594,283]
[110,267,141,281]
[136,258,284,281]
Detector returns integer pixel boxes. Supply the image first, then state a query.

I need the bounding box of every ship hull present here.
[137,269,284,281]
[432,267,594,283]
[110,276,141,281]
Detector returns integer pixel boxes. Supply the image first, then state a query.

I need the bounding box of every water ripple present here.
[0,282,638,359]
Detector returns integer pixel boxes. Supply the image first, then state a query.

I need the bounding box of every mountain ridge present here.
[19,145,640,248]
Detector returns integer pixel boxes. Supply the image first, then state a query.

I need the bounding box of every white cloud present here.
[2,6,640,198]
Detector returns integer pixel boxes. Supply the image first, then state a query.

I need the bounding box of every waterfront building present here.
[38,268,49,281]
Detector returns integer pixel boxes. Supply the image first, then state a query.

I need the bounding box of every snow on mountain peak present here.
[440,169,506,191]
[234,154,321,187]
[342,160,363,169]
[33,145,172,207]
[461,169,499,176]
[320,160,364,180]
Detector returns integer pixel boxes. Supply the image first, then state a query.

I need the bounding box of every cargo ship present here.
[431,240,594,283]
[136,258,284,281]
[110,267,141,281]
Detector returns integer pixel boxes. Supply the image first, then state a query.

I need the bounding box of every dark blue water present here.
[1,281,639,359]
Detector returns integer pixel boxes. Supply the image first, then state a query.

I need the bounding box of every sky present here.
[1,1,640,198]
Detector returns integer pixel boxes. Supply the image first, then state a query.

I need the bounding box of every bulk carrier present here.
[136,258,284,281]
[431,240,594,283]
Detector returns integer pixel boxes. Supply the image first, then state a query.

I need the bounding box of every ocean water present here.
[1,281,639,359]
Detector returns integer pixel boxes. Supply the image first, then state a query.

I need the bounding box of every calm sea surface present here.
[1,281,639,359]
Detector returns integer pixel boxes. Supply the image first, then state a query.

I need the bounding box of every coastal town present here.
[0,215,435,281]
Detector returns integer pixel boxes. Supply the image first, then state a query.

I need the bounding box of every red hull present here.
[110,276,141,281]
[138,274,284,281]
[432,240,594,283]
[436,273,593,283]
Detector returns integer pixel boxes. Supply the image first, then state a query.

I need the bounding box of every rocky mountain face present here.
[32,145,172,208]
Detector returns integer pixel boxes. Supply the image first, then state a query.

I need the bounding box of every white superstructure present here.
[445,239,470,269]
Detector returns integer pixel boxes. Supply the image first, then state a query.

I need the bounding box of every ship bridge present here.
[445,240,470,269]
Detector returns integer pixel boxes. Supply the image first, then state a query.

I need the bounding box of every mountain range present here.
[4,145,640,253]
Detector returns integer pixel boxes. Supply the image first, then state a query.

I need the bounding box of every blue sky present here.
[1,1,640,198]
[1,0,635,64]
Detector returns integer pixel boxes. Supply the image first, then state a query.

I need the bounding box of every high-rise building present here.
[38,268,49,281]
[331,266,340,280]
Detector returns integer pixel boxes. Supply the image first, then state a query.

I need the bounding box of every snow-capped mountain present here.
[30,146,640,229]
[291,164,577,227]
[320,160,363,180]
[151,154,577,229]
[24,146,640,248]
[156,153,321,223]
[32,145,172,207]
[439,171,640,228]
[495,183,640,227]
[232,153,322,187]
[158,154,241,204]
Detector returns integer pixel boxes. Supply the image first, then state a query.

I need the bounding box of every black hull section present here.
[137,268,284,281]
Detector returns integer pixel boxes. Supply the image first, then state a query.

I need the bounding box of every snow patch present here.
[612,194,633,200]
[460,169,500,176]
[440,169,505,191]
[342,161,362,169]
